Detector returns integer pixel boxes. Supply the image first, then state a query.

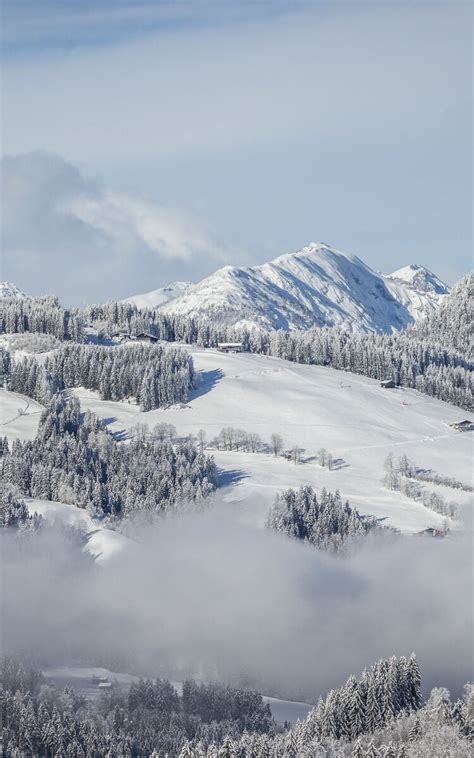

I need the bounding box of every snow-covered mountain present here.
[386,264,449,295]
[156,243,447,333]
[0,281,27,299]
[121,281,192,309]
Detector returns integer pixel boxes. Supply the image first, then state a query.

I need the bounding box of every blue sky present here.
[1,1,472,302]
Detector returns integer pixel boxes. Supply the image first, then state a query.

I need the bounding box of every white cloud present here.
[1,152,226,304]
[66,191,219,262]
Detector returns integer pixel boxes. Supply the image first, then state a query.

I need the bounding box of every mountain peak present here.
[121,281,192,310]
[0,282,27,299]
[155,243,445,333]
[387,265,449,295]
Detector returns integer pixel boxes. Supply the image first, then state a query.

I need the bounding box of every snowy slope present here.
[0,388,43,442]
[0,281,27,299]
[73,348,472,535]
[26,498,131,564]
[156,243,445,333]
[386,264,449,295]
[121,281,192,309]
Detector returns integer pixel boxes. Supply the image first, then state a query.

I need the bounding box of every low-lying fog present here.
[1,502,472,702]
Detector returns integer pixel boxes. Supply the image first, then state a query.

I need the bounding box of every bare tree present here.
[270,433,284,457]
[291,447,302,465]
[152,422,177,443]
[318,448,328,467]
[383,452,400,490]
[130,422,150,443]
[197,429,206,452]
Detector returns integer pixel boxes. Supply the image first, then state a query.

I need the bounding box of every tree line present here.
[383,455,459,520]
[1,342,196,411]
[0,295,84,342]
[0,658,277,758]
[1,655,471,757]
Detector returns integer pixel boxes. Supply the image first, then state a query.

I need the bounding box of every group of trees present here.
[0,295,83,342]
[0,658,277,758]
[0,485,41,530]
[46,343,196,410]
[4,343,196,411]
[207,429,337,471]
[266,485,384,553]
[2,656,472,757]
[212,427,264,454]
[408,467,472,492]
[300,655,422,743]
[407,274,471,355]
[383,455,458,520]
[0,394,218,520]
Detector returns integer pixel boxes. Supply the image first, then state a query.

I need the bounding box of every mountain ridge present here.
[152,242,448,333]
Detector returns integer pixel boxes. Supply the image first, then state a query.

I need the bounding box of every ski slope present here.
[71,347,472,534]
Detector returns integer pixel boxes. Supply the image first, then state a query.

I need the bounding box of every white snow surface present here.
[72,347,472,535]
[154,243,446,332]
[386,264,449,295]
[121,281,192,309]
[0,388,43,442]
[0,281,27,299]
[26,498,131,563]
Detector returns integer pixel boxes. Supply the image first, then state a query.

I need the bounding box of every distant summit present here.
[121,281,192,309]
[0,282,27,300]
[387,264,449,296]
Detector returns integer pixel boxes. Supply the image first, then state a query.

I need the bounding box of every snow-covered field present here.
[71,347,472,534]
[3,347,471,537]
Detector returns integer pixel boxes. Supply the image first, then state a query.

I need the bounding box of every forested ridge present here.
[1,275,471,409]
[0,394,217,520]
[1,656,471,757]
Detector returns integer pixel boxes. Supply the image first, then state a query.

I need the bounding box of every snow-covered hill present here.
[121,281,192,309]
[70,347,471,535]
[0,281,27,299]
[154,243,446,333]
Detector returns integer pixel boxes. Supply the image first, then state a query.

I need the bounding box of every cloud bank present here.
[1,152,225,304]
[1,507,471,703]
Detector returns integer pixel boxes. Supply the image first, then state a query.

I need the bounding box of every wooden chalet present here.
[217,342,244,353]
[135,332,159,344]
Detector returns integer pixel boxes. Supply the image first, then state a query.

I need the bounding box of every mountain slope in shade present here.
[157,243,446,333]
[387,264,449,295]
[121,281,192,309]
[0,281,27,299]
